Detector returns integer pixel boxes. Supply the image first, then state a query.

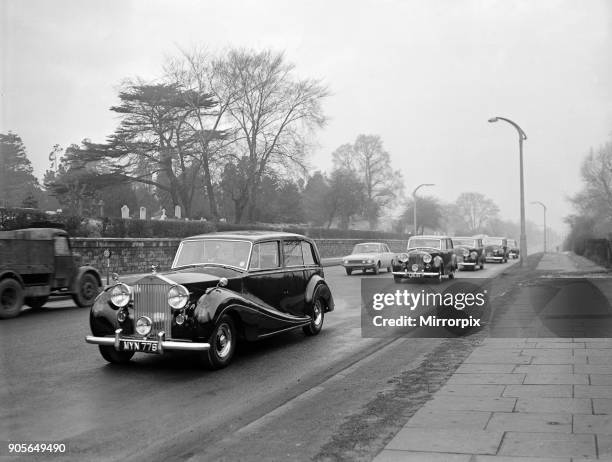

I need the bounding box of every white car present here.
[342,242,396,275]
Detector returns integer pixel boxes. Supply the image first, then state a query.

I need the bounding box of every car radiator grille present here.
[133,283,172,337]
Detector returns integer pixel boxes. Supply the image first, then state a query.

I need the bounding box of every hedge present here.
[0,207,409,240]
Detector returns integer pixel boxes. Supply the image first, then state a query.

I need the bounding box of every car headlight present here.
[398,253,409,263]
[423,254,432,264]
[344,260,348,265]
[110,283,131,308]
[367,259,373,264]
[463,250,469,257]
[135,316,152,336]
[470,251,478,259]
[168,284,189,310]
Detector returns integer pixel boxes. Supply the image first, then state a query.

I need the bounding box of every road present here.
[0,261,517,462]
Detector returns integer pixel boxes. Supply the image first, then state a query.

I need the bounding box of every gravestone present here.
[175,205,181,219]
[121,205,129,219]
[140,206,146,220]
[160,209,167,220]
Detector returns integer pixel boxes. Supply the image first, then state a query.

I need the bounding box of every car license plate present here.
[121,339,160,354]
[408,273,423,279]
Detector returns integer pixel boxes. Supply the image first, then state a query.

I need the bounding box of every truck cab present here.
[0,228,102,319]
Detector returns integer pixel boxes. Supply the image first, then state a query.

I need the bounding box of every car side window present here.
[447,239,453,249]
[249,242,280,270]
[301,241,316,265]
[283,240,304,266]
[54,236,71,256]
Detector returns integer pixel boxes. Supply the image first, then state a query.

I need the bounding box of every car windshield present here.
[352,243,381,254]
[408,238,441,249]
[453,238,476,247]
[173,239,251,269]
[508,240,517,247]
[484,238,504,246]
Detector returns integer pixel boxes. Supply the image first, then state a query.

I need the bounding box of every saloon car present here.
[342,242,396,275]
[507,239,519,259]
[392,235,457,282]
[452,237,485,271]
[85,231,334,369]
[483,237,508,263]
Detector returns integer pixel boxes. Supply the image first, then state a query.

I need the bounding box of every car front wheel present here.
[202,315,237,369]
[72,273,101,307]
[303,297,324,336]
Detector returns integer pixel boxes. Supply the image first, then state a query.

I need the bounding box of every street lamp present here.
[531,201,547,253]
[413,183,434,236]
[488,116,528,266]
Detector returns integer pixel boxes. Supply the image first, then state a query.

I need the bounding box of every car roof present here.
[0,227,68,239]
[453,236,478,239]
[409,235,449,239]
[354,242,385,245]
[182,230,309,242]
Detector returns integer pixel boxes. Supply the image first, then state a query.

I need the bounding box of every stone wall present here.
[71,237,408,274]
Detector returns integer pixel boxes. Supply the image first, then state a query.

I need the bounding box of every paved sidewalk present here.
[374,252,612,461]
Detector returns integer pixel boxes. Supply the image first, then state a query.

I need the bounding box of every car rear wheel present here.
[345,268,353,276]
[98,345,134,364]
[303,297,324,336]
[201,315,236,369]
[72,273,101,307]
[25,296,48,310]
[0,278,24,319]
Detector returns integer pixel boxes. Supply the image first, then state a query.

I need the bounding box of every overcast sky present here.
[2,0,611,233]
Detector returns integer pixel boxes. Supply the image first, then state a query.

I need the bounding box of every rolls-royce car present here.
[391,235,457,282]
[483,236,508,263]
[85,231,334,369]
[507,239,519,259]
[341,242,396,275]
[452,236,485,271]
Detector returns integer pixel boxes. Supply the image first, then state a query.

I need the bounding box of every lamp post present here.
[412,183,434,236]
[488,116,528,266]
[531,201,547,253]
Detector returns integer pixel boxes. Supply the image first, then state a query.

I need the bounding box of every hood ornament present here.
[151,264,159,274]
[111,272,120,282]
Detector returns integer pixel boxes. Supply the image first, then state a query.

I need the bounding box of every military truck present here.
[0,228,102,319]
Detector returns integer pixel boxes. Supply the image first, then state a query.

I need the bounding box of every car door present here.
[281,239,307,316]
[383,244,393,267]
[244,240,285,310]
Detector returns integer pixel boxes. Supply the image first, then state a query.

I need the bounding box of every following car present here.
[391,235,457,282]
[452,236,485,271]
[85,231,334,369]
[507,239,519,259]
[483,236,508,263]
[342,242,396,275]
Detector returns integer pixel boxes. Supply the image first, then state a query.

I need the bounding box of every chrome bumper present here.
[392,271,440,278]
[485,256,504,261]
[459,262,476,266]
[85,329,210,353]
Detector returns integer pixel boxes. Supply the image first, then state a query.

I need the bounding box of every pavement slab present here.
[373,253,612,461]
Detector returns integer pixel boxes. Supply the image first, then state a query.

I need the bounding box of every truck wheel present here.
[0,278,24,319]
[72,273,101,307]
[25,296,49,310]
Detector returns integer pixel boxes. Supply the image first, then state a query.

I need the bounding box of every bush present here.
[1,207,409,240]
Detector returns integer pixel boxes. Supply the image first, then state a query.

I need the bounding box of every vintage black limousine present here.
[392,235,457,282]
[452,236,485,271]
[85,231,334,369]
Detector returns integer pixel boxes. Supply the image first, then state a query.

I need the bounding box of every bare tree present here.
[332,134,402,229]
[218,49,329,223]
[454,192,500,232]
